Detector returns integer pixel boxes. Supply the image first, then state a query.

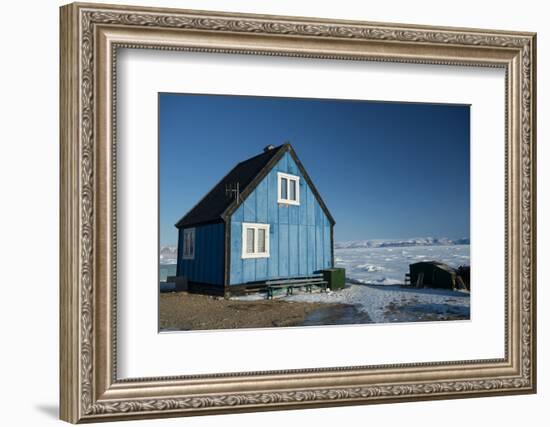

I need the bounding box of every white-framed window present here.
[182,228,195,260]
[277,172,300,205]
[242,223,270,259]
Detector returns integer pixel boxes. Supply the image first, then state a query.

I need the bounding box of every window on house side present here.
[242,223,270,259]
[277,172,300,205]
[182,228,195,260]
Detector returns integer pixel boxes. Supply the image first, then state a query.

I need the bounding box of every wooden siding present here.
[177,222,225,286]
[230,152,332,285]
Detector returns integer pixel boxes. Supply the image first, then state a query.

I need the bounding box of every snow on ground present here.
[335,244,470,285]
[234,243,471,323]
[285,284,469,323]
[301,243,470,322]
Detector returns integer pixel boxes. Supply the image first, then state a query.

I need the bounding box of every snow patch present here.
[159,246,177,264]
[286,283,470,323]
[356,264,383,272]
[336,244,470,285]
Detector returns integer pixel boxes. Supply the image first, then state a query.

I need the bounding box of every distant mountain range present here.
[159,246,178,264]
[334,237,470,250]
[159,237,469,264]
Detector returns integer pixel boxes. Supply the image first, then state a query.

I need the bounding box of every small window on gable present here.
[182,228,195,260]
[242,223,270,259]
[277,172,300,205]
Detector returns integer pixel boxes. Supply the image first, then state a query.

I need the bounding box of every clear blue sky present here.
[159,93,470,246]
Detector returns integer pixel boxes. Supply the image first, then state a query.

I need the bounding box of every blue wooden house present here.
[175,143,335,296]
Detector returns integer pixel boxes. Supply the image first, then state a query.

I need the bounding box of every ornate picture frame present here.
[59,2,536,423]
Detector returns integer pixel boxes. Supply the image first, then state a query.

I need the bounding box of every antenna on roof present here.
[225,182,240,202]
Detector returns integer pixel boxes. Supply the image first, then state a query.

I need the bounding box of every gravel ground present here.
[160,291,371,331]
[160,281,469,331]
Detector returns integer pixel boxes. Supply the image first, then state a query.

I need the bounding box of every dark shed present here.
[409,261,457,290]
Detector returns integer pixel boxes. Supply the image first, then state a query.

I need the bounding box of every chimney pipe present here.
[263,144,275,152]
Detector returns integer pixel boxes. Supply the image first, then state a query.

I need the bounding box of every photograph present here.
[158,93,471,331]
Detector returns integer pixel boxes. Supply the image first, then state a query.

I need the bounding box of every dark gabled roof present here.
[175,143,335,228]
[175,144,286,228]
[411,261,457,274]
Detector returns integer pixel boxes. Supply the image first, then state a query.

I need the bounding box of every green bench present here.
[265,276,328,299]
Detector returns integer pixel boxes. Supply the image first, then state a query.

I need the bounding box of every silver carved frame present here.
[59,2,537,423]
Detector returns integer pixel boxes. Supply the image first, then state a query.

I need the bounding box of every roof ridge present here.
[234,143,286,166]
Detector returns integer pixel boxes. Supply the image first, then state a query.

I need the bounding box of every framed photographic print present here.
[59,2,537,423]
[158,95,471,330]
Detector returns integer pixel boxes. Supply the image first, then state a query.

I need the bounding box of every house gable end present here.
[224,144,335,226]
[228,148,334,285]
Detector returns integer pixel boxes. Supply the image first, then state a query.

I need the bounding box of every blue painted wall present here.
[177,222,225,286]
[229,152,332,285]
